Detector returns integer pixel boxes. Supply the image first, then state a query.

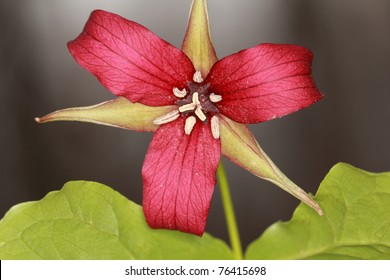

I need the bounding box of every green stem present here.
[217,161,243,260]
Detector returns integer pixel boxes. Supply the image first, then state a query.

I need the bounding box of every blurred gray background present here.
[1,0,389,248]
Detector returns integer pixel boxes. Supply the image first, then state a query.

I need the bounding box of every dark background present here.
[1,0,389,249]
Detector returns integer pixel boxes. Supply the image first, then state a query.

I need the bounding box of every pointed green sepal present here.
[219,115,323,216]
[182,0,217,76]
[35,97,176,132]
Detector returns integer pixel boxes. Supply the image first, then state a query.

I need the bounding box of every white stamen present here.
[193,71,203,83]
[210,115,220,139]
[173,87,187,98]
[195,106,207,121]
[153,110,179,125]
[192,92,200,105]
[184,116,197,135]
[209,93,222,103]
[179,103,196,113]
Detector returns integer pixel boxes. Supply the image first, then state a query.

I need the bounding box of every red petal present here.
[142,118,220,236]
[206,44,323,123]
[68,10,195,106]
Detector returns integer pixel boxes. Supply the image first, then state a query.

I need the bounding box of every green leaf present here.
[0,181,234,260]
[246,163,390,259]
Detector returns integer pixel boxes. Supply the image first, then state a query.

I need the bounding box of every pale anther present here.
[209,93,222,103]
[192,92,200,105]
[153,110,179,125]
[173,87,187,98]
[210,115,220,139]
[193,71,203,83]
[195,106,207,122]
[184,116,197,135]
[178,103,196,113]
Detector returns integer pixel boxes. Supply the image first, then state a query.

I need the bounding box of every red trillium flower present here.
[36,2,323,236]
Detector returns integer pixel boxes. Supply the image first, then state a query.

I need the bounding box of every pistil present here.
[153,71,222,138]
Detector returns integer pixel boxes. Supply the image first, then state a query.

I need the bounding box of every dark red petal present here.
[142,118,220,236]
[206,44,323,123]
[68,10,195,106]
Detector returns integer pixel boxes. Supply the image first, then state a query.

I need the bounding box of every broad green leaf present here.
[0,181,234,260]
[246,163,390,260]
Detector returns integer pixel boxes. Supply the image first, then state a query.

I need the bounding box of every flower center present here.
[153,71,221,139]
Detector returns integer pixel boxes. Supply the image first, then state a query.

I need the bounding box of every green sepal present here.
[182,0,217,76]
[219,115,323,216]
[35,97,176,132]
